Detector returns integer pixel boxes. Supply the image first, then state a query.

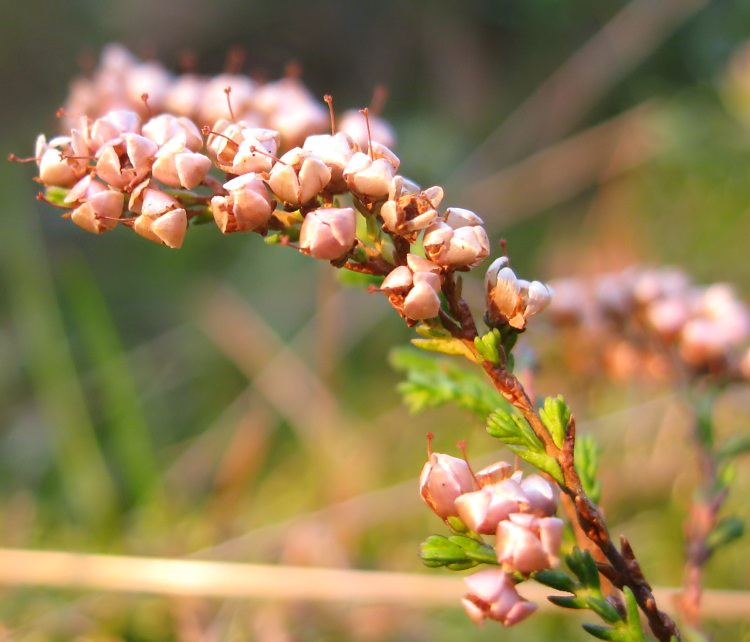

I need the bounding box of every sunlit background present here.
[1,1,750,639]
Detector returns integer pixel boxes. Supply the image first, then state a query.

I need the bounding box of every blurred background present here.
[1,0,750,639]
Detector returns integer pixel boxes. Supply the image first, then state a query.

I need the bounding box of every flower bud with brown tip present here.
[206,121,280,175]
[211,173,274,234]
[380,177,442,242]
[380,254,442,322]
[423,210,490,269]
[133,208,188,249]
[267,148,331,207]
[485,257,553,330]
[343,147,399,200]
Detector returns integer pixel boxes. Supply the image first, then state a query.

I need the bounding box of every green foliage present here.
[538,549,647,641]
[473,329,502,365]
[411,337,476,361]
[419,534,498,570]
[534,568,577,593]
[539,395,571,449]
[575,434,602,504]
[389,347,507,417]
[44,185,70,207]
[486,408,564,483]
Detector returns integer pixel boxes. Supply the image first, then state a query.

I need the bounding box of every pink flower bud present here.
[485,257,553,329]
[125,61,173,112]
[36,135,88,187]
[338,109,397,149]
[519,474,558,517]
[380,177,443,241]
[299,207,356,261]
[142,114,204,152]
[495,514,563,574]
[89,110,141,150]
[122,133,159,174]
[164,74,207,120]
[70,189,124,235]
[211,174,274,234]
[133,208,187,249]
[152,138,212,189]
[455,478,528,534]
[474,461,514,487]
[199,75,256,125]
[403,278,441,320]
[95,144,136,189]
[267,148,331,207]
[645,297,690,338]
[343,151,398,200]
[462,568,537,627]
[380,254,442,322]
[419,452,476,520]
[251,77,328,147]
[423,220,490,269]
[206,121,278,174]
[128,185,180,218]
[302,132,358,193]
[380,265,413,291]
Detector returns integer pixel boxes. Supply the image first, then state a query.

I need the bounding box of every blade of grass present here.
[60,258,167,512]
[0,191,118,532]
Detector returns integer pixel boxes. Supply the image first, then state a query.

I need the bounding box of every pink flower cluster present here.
[63,44,395,150]
[419,451,563,626]
[547,266,750,379]
[31,45,510,327]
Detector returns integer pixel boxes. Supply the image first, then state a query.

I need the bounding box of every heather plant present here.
[16,45,750,641]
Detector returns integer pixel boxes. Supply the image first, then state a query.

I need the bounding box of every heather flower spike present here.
[25,45,693,642]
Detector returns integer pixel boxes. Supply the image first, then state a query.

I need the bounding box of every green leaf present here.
[420,534,471,567]
[419,534,497,570]
[486,409,565,482]
[448,535,498,565]
[411,337,477,361]
[414,323,452,339]
[566,549,601,590]
[548,595,587,610]
[509,448,564,484]
[622,586,647,641]
[473,329,502,365]
[575,434,602,504]
[390,347,508,417]
[586,596,621,624]
[486,409,543,451]
[581,623,622,641]
[706,516,744,553]
[539,395,571,449]
[533,568,577,592]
